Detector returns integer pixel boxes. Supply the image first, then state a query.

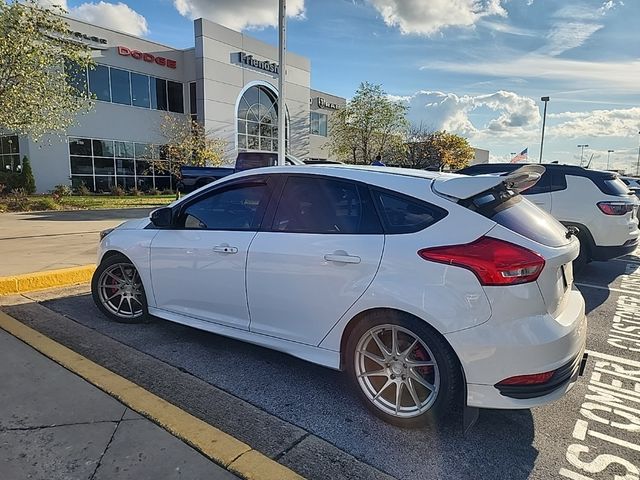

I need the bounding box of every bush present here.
[110,185,125,196]
[148,187,161,196]
[128,188,143,196]
[21,156,36,194]
[52,184,72,196]
[74,182,91,196]
[0,172,24,193]
[30,197,59,211]
[161,188,174,195]
[8,188,28,211]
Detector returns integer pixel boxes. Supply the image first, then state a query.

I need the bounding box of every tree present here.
[0,1,94,139]
[328,82,408,165]
[403,127,475,171]
[157,114,226,177]
[21,156,36,194]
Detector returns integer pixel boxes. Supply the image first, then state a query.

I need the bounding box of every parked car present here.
[92,165,587,428]
[177,151,304,192]
[621,177,640,199]
[458,163,640,270]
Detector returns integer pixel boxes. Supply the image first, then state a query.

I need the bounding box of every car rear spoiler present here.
[433,165,546,200]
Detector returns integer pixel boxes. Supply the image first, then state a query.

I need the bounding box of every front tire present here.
[345,311,461,428]
[91,254,149,323]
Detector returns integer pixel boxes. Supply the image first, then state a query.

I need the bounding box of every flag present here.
[510,148,528,163]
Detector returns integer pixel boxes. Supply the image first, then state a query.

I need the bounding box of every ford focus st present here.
[91,165,587,427]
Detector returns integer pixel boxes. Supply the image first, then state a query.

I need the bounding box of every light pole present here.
[578,144,589,166]
[636,131,640,176]
[539,96,549,163]
[277,0,287,166]
[607,150,614,170]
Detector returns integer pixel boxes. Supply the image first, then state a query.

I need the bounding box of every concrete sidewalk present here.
[0,208,153,276]
[0,328,238,480]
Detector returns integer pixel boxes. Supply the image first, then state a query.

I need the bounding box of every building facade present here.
[3,17,345,193]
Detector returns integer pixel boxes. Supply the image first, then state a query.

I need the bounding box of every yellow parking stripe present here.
[0,265,96,295]
[0,311,303,480]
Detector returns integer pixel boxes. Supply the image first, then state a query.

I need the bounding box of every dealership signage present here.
[117,46,177,69]
[233,52,279,75]
[70,31,107,45]
[314,97,340,110]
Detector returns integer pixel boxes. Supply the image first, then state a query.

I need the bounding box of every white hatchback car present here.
[92,165,587,427]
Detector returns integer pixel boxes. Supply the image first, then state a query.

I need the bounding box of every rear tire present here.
[91,254,149,324]
[345,311,462,428]
[573,230,590,273]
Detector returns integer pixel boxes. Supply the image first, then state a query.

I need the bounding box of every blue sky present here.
[53,0,640,172]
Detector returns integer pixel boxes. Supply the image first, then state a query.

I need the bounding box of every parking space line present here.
[585,349,640,368]
[574,282,638,295]
[0,310,303,480]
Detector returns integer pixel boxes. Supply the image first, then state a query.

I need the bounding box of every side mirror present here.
[150,207,173,227]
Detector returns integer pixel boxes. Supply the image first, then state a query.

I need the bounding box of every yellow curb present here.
[0,265,96,296]
[0,311,304,480]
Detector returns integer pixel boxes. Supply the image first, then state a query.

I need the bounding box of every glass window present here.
[2,135,19,154]
[65,60,87,95]
[116,159,134,175]
[134,143,151,158]
[189,82,197,114]
[602,177,631,196]
[70,156,93,174]
[237,86,278,152]
[92,139,114,157]
[167,81,184,113]
[115,141,134,158]
[88,65,110,102]
[110,68,131,105]
[131,73,150,108]
[183,184,270,230]
[69,137,92,156]
[95,176,115,193]
[310,112,327,136]
[549,172,567,192]
[135,159,152,175]
[94,157,115,175]
[375,192,444,234]
[116,176,136,189]
[151,78,167,111]
[522,172,551,195]
[273,177,379,234]
[71,176,94,192]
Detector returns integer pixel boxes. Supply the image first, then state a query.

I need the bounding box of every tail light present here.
[597,201,635,216]
[497,371,554,386]
[418,236,545,286]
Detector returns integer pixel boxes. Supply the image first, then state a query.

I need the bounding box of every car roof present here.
[458,162,617,179]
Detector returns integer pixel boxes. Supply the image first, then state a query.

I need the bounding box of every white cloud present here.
[423,54,640,93]
[36,1,149,36]
[173,0,305,31]
[367,0,507,36]
[545,22,603,56]
[400,90,540,139]
[549,107,640,138]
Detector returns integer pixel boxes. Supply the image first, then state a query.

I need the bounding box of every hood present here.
[116,217,150,230]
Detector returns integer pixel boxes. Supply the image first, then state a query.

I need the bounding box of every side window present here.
[549,172,567,192]
[182,183,269,230]
[522,172,551,195]
[374,191,446,234]
[272,177,381,234]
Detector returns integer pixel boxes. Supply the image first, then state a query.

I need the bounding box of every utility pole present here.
[539,96,549,163]
[277,0,286,166]
[607,150,614,170]
[636,131,640,176]
[578,144,589,167]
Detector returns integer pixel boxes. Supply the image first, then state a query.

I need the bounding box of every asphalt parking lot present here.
[2,249,639,480]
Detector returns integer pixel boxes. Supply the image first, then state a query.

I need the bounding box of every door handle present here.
[324,254,361,264]
[213,245,238,254]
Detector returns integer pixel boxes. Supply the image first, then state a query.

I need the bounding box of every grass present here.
[0,194,175,213]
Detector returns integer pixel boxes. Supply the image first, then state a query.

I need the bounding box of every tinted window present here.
[88,65,110,101]
[273,177,381,234]
[151,78,167,111]
[110,68,131,105]
[70,156,93,174]
[65,61,87,95]
[167,81,184,113]
[375,191,445,234]
[131,73,150,108]
[92,139,114,157]
[549,172,567,192]
[602,177,631,196]
[189,82,197,114]
[183,184,269,230]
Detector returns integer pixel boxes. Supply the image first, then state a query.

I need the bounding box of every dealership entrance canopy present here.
[3,17,345,193]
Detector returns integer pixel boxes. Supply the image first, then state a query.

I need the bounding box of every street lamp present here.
[636,131,640,176]
[607,150,614,170]
[577,144,589,166]
[539,96,550,164]
[277,0,287,166]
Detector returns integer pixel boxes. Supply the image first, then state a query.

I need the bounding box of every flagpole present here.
[539,96,549,164]
[277,0,286,166]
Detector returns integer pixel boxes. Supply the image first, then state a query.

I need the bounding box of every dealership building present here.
[1,17,345,193]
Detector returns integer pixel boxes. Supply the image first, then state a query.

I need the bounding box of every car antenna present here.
[585,153,595,169]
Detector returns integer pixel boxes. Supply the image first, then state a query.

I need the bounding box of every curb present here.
[0,265,96,296]
[0,310,304,480]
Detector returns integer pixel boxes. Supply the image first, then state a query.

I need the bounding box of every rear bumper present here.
[446,289,587,409]
[591,238,639,261]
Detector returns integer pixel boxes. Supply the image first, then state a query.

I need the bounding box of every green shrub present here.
[110,185,125,196]
[0,172,23,193]
[52,184,72,196]
[21,156,36,194]
[128,188,143,196]
[8,188,28,211]
[30,197,59,211]
[75,181,91,196]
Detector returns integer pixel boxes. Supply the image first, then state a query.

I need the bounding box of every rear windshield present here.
[469,188,569,247]
[602,177,631,196]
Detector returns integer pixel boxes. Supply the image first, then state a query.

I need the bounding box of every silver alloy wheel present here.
[97,263,144,320]
[354,324,440,418]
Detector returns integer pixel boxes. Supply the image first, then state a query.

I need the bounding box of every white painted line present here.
[585,349,640,368]
[575,282,639,295]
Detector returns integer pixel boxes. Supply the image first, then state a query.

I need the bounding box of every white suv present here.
[459,164,640,268]
[91,165,586,428]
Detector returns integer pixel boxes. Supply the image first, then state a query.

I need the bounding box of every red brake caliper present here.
[412,344,433,377]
